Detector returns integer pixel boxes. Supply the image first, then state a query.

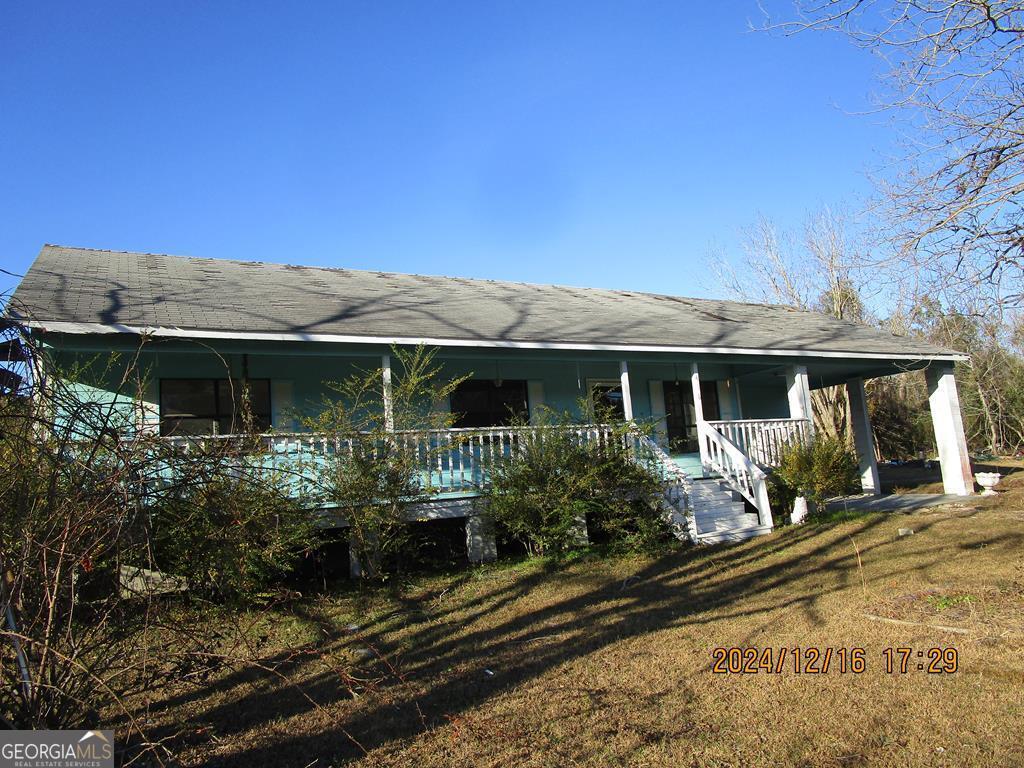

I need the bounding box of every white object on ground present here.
[791,496,809,524]
[974,472,1002,496]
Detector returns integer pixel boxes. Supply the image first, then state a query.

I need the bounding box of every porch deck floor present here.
[825,493,969,513]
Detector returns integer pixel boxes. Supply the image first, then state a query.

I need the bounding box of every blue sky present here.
[0,1,890,297]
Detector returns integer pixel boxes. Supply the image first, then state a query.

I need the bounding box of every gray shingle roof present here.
[8,245,959,359]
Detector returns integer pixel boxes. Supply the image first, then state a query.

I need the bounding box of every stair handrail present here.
[698,422,774,528]
[704,418,810,468]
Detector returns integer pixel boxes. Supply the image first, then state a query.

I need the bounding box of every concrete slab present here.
[826,494,967,514]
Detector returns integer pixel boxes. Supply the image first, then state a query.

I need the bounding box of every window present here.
[662,380,720,454]
[450,380,528,428]
[159,379,271,436]
[588,380,626,420]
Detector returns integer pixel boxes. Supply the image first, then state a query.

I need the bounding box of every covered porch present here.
[146,342,976,544]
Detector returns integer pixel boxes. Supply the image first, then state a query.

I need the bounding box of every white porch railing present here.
[161,424,685,495]
[704,418,810,468]
[698,422,773,528]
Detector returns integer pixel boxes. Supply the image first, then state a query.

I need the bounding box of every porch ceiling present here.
[733,358,932,389]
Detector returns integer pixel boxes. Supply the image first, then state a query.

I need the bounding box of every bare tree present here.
[765,0,1024,309]
[714,208,872,441]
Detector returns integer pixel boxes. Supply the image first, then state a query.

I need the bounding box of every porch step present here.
[697,524,775,544]
[689,478,770,543]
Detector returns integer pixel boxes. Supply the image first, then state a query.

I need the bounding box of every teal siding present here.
[43,336,793,434]
[737,373,790,419]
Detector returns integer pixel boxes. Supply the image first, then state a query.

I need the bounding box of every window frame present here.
[449,379,530,428]
[158,378,272,436]
[587,378,626,421]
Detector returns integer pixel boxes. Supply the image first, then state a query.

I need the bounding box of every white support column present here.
[786,364,813,432]
[846,377,880,495]
[527,380,545,424]
[619,361,634,421]
[926,362,974,496]
[731,377,744,419]
[648,380,668,448]
[691,363,709,474]
[382,354,395,431]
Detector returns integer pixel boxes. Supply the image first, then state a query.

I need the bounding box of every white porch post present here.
[619,361,634,421]
[648,380,668,447]
[382,354,395,431]
[731,377,744,419]
[786,364,814,433]
[846,377,880,495]
[926,362,974,496]
[691,363,709,474]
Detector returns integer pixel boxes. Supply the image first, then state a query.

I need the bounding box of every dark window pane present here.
[590,383,625,421]
[161,380,215,417]
[216,380,241,414]
[700,381,721,421]
[451,380,528,427]
[248,381,271,415]
[160,378,271,436]
[216,379,271,416]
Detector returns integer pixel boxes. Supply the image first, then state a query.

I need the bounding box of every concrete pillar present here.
[926,362,974,496]
[846,377,880,495]
[786,364,813,432]
[619,361,633,420]
[690,363,709,474]
[382,354,394,431]
[465,514,497,563]
[349,529,381,579]
[569,513,589,547]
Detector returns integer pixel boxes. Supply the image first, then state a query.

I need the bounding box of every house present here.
[8,245,973,557]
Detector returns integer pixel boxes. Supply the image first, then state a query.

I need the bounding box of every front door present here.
[662,380,720,454]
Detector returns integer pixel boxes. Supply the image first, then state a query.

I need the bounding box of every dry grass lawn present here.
[134,471,1024,767]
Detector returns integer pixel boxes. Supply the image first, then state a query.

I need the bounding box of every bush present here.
[586,451,669,550]
[772,435,860,512]
[302,345,468,580]
[485,414,668,555]
[150,456,316,601]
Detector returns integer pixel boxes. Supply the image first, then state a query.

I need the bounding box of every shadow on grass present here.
[141,507,1021,766]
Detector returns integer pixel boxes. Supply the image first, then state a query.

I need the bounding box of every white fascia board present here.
[25,320,969,363]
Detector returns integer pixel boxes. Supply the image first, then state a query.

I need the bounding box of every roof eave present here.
[19,319,970,363]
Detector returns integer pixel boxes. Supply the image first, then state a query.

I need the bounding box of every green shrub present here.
[302,345,469,580]
[772,435,860,511]
[586,451,669,551]
[485,413,668,555]
[766,471,799,519]
[150,462,316,602]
